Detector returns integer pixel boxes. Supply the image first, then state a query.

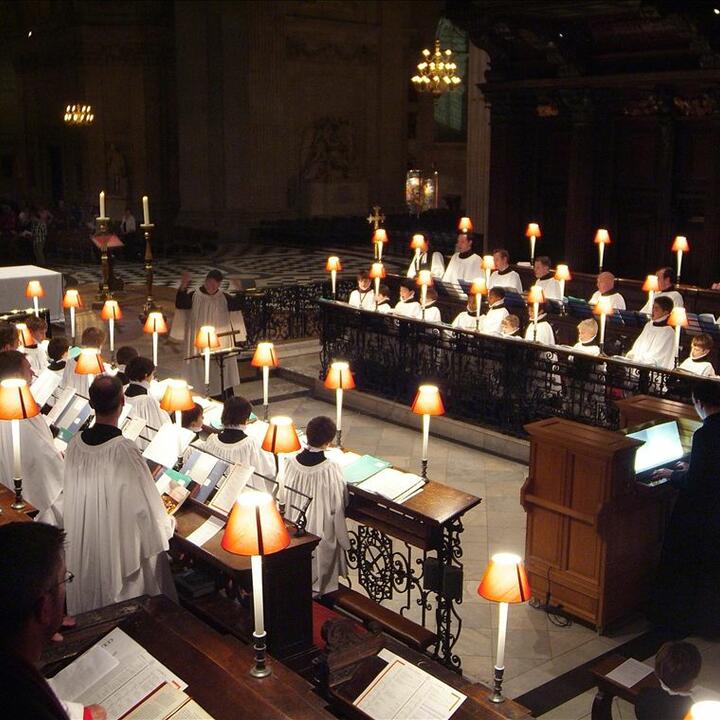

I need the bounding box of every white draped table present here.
[0,265,64,322]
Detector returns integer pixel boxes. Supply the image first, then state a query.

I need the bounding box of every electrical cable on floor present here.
[529,566,573,628]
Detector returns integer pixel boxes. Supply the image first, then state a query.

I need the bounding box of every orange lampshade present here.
[160,379,195,412]
[458,217,473,233]
[75,348,105,375]
[372,229,388,244]
[411,385,445,416]
[470,277,488,296]
[642,274,659,292]
[261,416,301,454]
[410,234,427,251]
[683,701,720,720]
[528,285,545,304]
[482,255,495,271]
[100,299,122,321]
[369,262,386,280]
[594,228,611,245]
[143,311,168,334]
[669,307,689,328]
[555,264,571,281]
[0,378,40,420]
[251,342,279,368]
[15,323,34,347]
[593,296,614,316]
[326,256,342,272]
[671,235,689,253]
[221,491,291,556]
[477,553,531,604]
[324,361,356,391]
[525,222,541,238]
[25,280,44,299]
[194,325,221,350]
[62,288,82,309]
[416,269,433,287]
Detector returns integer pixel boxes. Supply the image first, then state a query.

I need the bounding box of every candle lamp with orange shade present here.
[527,285,545,341]
[100,299,122,360]
[221,492,291,678]
[554,264,571,309]
[411,384,445,478]
[63,288,82,343]
[470,277,488,329]
[369,262,386,310]
[684,702,720,720]
[194,324,221,393]
[478,553,531,703]
[525,223,541,263]
[160,379,195,464]
[372,228,388,261]
[75,348,105,386]
[593,296,614,351]
[252,342,279,420]
[669,307,689,367]
[458,217,473,234]
[261,416,301,512]
[594,229,611,272]
[143,311,168,367]
[324,361,355,447]
[25,280,44,318]
[671,235,689,285]
[410,234,427,275]
[642,274,659,313]
[482,254,495,288]
[325,256,342,299]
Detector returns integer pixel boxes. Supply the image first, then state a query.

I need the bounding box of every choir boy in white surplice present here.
[64,376,176,615]
[23,315,49,377]
[201,396,276,486]
[394,280,422,319]
[442,233,482,285]
[406,240,445,279]
[124,356,171,430]
[182,402,206,441]
[421,288,442,323]
[61,326,106,396]
[452,295,479,331]
[678,333,716,377]
[348,270,376,310]
[639,267,684,315]
[374,284,392,315]
[532,256,562,300]
[46,336,69,379]
[588,272,626,311]
[488,249,523,294]
[174,269,246,396]
[572,319,601,356]
[501,315,522,339]
[480,287,509,335]
[524,307,556,345]
[626,296,676,369]
[0,351,64,525]
[284,416,349,595]
[115,345,139,387]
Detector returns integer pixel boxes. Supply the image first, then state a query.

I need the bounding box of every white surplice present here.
[64,433,176,614]
[202,430,277,484]
[639,289,684,315]
[480,303,509,335]
[452,310,479,331]
[0,415,64,525]
[525,319,556,345]
[406,251,445,279]
[374,301,392,315]
[284,456,350,595]
[60,355,95,396]
[442,252,482,284]
[678,355,716,377]
[572,341,601,356]
[394,299,422,319]
[421,303,442,323]
[489,269,523,294]
[589,291,626,310]
[348,289,376,310]
[125,383,172,430]
[24,341,49,376]
[626,320,676,369]
[534,277,562,300]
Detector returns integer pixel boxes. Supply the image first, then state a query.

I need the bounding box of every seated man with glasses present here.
[0,522,106,720]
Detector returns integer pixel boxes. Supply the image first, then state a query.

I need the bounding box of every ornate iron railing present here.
[318,299,700,437]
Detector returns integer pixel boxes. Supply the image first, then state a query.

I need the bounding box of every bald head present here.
[596,272,616,294]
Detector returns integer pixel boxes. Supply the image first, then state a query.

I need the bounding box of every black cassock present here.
[650,412,720,636]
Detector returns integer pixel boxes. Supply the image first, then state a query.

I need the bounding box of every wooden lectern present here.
[521,417,675,632]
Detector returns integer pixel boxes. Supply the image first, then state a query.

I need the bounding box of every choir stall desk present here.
[522,418,677,633]
[40,595,335,720]
[589,654,659,720]
[0,485,37,525]
[171,500,321,661]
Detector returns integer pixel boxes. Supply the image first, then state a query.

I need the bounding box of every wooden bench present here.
[590,654,658,720]
[323,585,437,653]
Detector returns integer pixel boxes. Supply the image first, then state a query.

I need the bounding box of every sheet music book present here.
[354,648,465,720]
[185,515,226,547]
[342,455,392,485]
[180,450,230,503]
[358,468,425,504]
[155,469,193,515]
[324,448,362,467]
[31,369,62,406]
[208,463,254,515]
[122,683,215,719]
[605,658,653,688]
[45,386,77,425]
[142,424,195,467]
[122,416,147,442]
[54,395,93,444]
[48,627,187,720]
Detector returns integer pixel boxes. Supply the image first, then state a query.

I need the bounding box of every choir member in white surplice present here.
[61,326,106,396]
[501,315,522,339]
[23,315,49,377]
[480,287,509,335]
[421,288,442,323]
[124,356,171,430]
[626,296,676,369]
[442,233,482,285]
[0,351,64,525]
[406,239,445,279]
[524,307,556,345]
[588,272,626,311]
[115,345,139,387]
[532,256,562,300]
[639,267,684,315]
[571,319,601,356]
[394,280,422,319]
[284,416,349,595]
[64,376,176,614]
[348,270,376,310]
[373,284,392,314]
[452,295,479,331]
[488,249,523,294]
[46,336,69,379]
[201,396,276,486]
[173,269,246,396]
[678,333,716,377]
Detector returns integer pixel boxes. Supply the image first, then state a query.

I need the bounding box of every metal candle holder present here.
[141,223,158,316]
[489,666,505,703]
[11,476,25,510]
[94,216,111,306]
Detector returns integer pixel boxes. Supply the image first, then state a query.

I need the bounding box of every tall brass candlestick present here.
[141,223,157,314]
[94,216,111,307]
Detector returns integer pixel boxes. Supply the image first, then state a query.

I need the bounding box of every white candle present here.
[251,554,265,636]
[70,306,76,341]
[374,276,380,305]
[648,290,655,310]
[598,241,605,270]
[277,454,285,505]
[204,347,210,386]
[533,301,539,340]
[414,247,422,273]
[675,324,681,361]
[485,268,491,287]
[152,331,158,367]
[421,413,430,461]
[599,312,607,346]
[109,317,115,352]
[262,365,269,407]
[420,284,427,309]
[676,250,683,282]
[176,410,183,457]
[32,296,39,318]
[331,269,337,296]
[377,242,383,261]
[559,279,565,301]
[142,195,150,225]
[475,296,481,329]
[529,235,536,262]
[11,419,21,479]
[496,601,508,669]
[99,191,105,218]
[336,387,343,433]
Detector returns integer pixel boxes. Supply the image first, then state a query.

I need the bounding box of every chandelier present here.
[411,40,462,96]
[64,104,94,126]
